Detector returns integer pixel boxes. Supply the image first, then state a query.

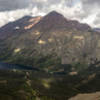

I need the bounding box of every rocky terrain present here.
[69,92,100,100]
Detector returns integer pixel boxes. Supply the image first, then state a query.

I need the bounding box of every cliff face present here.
[0,11,100,70]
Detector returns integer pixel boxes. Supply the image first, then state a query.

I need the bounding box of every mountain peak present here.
[47,11,63,17]
[33,11,68,31]
[48,11,61,14]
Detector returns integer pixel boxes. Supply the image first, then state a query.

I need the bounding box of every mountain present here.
[0,11,100,72]
[1,11,100,100]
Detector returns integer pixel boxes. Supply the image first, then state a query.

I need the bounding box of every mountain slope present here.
[0,11,100,72]
[0,16,42,39]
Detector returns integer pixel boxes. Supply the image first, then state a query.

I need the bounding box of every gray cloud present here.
[0,0,32,11]
[80,0,100,27]
[93,13,100,25]
[0,0,62,11]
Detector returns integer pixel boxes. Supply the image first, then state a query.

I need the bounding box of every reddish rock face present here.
[24,16,42,30]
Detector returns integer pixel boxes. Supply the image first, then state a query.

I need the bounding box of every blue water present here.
[0,62,39,71]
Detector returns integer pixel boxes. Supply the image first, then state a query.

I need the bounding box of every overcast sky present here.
[0,0,100,28]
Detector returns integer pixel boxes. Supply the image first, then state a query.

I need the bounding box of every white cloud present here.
[0,9,30,26]
[0,0,100,27]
